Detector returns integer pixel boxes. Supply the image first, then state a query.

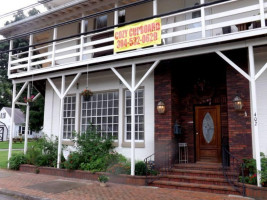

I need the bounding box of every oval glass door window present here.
[202,112,214,144]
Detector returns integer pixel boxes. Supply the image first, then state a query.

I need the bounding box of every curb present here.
[0,189,50,200]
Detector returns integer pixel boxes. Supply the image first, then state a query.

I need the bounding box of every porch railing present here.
[6,0,267,78]
[222,144,246,196]
[144,141,178,184]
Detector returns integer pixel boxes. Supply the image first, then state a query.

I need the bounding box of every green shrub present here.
[106,162,131,175]
[63,152,82,170]
[80,156,107,172]
[9,153,27,170]
[98,174,109,183]
[242,152,267,186]
[26,135,64,167]
[135,161,147,176]
[75,128,114,164]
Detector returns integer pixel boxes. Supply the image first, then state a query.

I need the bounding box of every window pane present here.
[124,89,144,141]
[63,96,76,139]
[80,91,119,139]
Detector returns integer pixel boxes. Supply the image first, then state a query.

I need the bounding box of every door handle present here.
[196,132,199,135]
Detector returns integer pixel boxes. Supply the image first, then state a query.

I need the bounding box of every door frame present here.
[194,105,222,162]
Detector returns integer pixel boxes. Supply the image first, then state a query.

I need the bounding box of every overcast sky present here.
[0,0,38,15]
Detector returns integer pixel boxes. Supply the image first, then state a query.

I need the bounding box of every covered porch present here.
[7,36,267,188]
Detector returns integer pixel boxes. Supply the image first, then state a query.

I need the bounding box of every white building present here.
[0,107,41,141]
[1,0,267,193]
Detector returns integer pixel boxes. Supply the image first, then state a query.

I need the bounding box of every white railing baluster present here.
[27,34,33,71]
[201,0,206,38]
[8,40,13,77]
[52,27,57,67]
[259,0,265,28]
[80,17,85,61]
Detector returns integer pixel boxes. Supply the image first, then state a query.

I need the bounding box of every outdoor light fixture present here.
[157,100,165,114]
[233,95,243,111]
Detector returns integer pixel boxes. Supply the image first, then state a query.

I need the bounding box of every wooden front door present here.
[195,105,221,163]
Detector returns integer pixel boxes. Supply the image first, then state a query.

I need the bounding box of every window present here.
[18,126,25,135]
[0,113,6,119]
[63,96,76,139]
[118,10,125,24]
[18,126,32,135]
[81,91,119,139]
[125,89,144,141]
[95,15,107,29]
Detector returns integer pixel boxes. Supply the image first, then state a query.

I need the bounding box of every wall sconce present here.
[233,95,243,111]
[157,100,165,114]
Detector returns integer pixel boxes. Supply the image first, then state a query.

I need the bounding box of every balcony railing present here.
[7,0,267,78]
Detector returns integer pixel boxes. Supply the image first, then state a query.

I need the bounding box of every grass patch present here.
[0,141,33,149]
[0,150,22,168]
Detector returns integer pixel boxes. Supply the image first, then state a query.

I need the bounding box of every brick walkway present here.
[0,169,253,200]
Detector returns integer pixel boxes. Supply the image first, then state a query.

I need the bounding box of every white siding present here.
[43,65,155,161]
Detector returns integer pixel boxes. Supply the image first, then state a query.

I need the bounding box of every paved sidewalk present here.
[0,169,253,200]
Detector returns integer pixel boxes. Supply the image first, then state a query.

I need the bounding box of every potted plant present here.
[24,95,35,106]
[98,174,109,187]
[81,89,93,101]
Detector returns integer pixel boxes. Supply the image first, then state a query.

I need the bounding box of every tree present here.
[0,8,44,132]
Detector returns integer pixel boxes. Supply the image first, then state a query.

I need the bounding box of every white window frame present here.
[80,90,119,140]
[124,88,145,142]
[63,95,76,139]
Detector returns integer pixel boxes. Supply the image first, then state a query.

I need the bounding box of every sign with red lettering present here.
[114,18,162,52]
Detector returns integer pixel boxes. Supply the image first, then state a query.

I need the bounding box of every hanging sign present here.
[114,18,162,53]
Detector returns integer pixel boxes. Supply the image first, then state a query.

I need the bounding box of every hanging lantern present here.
[157,100,165,114]
[233,95,243,111]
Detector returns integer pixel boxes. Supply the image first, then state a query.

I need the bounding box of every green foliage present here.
[98,174,109,183]
[135,161,147,176]
[26,135,64,167]
[242,152,267,186]
[0,7,44,132]
[106,162,131,175]
[80,157,107,172]
[75,128,114,164]
[9,153,27,170]
[28,8,40,16]
[64,152,81,170]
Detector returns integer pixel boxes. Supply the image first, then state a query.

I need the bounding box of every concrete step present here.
[159,174,234,186]
[173,163,224,171]
[161,168,238,179]
[151,180,241,195]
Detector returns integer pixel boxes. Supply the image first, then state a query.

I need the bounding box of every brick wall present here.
[154,51,252,165]
[225,50,252,160]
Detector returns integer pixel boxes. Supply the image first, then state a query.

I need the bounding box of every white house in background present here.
[0,107,41,141]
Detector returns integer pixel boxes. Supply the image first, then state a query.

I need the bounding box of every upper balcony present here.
[3,0,267,79]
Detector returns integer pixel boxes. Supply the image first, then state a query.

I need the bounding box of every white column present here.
[248,46,262,187]
[57,75,65,168]
[24,84,30,154]
[200,0,206,38]
[52,27,57,67]
[114,1,119,25]
[131,64,136,176]
[7,83,16,168]
[8,40,13,77]
[153,0,158,15]
[259,0,265,28]
[27,34,33,71]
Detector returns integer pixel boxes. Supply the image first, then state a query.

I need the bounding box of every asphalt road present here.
[0,194,22,200]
